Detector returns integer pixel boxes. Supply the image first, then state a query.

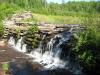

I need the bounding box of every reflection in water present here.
[9,61,78,75]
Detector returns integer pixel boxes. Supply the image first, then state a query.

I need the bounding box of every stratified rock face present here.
[38,24,80,34]
[2,11,81,52]
[3,11,33,26]
[11,11,33,21]
[2,11,33,39]
[3,11,80,35]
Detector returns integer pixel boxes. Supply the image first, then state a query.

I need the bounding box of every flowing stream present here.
[8,29,82,75]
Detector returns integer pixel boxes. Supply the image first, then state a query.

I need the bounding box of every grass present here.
[20,12,100,25]
[21,13,89,24]
[0,2,100,75]
[32,13,82,24]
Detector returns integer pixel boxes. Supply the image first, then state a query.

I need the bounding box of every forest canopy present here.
[0,0,100,15]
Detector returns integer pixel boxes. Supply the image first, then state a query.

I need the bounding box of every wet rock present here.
[0,41,5,46]
[11,11,33,21]
[31,63,42,70]
[3,11,81,38]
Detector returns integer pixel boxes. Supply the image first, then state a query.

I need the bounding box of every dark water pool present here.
[8,61,83,75]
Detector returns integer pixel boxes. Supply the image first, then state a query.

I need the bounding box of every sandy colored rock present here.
[0,41,6,46]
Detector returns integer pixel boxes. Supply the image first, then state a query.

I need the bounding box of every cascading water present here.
[8,37,27,53]
[8,37,15,47]
[29,31,73,70]
[22,44,27,53]
[36,35,46,53]
[15,37,23,51]
[8,28,82,74]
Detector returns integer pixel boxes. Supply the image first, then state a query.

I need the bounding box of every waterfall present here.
[8,37,27,53]
[15,37,23,51]
[22,44,27,53]
[36,35,46,53]
[8,29,82,74]
[8,37,15,47]
[29,31,73,70]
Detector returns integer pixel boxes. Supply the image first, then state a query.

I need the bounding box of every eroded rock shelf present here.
[3,11,80,35]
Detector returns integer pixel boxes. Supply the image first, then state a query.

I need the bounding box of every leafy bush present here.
[24,24,39,50]
[74,17,100,75]
[27,24,39,34]
[0,22,4,37]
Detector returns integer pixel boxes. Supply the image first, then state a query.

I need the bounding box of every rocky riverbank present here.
[2,11,81,53]
[0,39,30,62]
[3,11,80,35]
[0,11,84,75]
[0,42,78,75]
[0,41,42,75]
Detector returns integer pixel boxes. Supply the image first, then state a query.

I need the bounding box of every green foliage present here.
[0,22,4,36]
[0,2,22,37]
[24,24,39,49]
[0,3,21,21]
[0,1,100,74]
[2,62,9,71]
[74,17,100,74]
[15,28,21,34]
[0,0,100,16]
[15,28,21,38]
[27,24,39,34]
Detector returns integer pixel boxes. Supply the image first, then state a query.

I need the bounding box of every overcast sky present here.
[47,0,100,3]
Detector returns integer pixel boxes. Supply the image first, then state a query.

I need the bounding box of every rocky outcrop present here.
[2,11,81,51]
[38,24,80,34]
[3,11,33,26]
[3,11,33,39]
[3,11,80,35]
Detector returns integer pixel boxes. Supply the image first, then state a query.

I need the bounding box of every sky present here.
[47,0,100,3]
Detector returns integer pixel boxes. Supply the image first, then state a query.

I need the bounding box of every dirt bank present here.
[0,40,31,63]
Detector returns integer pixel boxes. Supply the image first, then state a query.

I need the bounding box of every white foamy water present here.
[8,37,27,53]
[8,37,15,47]
[22,44,27,53]
[15,37,23,51]
[27,32,72,70]
[8,30,82,74]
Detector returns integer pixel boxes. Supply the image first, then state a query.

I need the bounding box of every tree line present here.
[0,0,100,15]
